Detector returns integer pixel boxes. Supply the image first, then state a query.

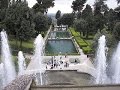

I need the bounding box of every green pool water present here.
[49,31,70,38]
[45,39,78,55]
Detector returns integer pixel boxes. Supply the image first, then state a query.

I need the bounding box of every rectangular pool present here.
[49,31,70,38]
[45,39,78,55]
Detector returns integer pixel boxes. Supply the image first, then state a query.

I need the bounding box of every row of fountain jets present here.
[0,30,120,87]
[0,31,26,87]
[0,30,45,87]
[95,35,120,84]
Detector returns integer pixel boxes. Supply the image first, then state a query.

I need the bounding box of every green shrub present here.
[82,46,92,54]
[78,42,88,47]
[69,28,80,36]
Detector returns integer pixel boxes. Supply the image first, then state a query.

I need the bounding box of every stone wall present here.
[30,85,120,90]
[3,74,34,90]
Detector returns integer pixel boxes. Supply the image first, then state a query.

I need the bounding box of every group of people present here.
[46,55,69,69]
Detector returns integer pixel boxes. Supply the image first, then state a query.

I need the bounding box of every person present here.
[65,52,68,58]
[60,56,62,59]
[46,65,47,69]
[75,59,77,63]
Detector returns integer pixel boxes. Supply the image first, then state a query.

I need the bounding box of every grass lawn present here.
[9,39,34,55]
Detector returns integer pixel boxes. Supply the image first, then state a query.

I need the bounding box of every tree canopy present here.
[113,22,120,40]
[34,12,49,35]
[71,0,87,12]
[58,13,74,27]
[5,0,35,49]
[55,10,61,20]
[33,0,54,14]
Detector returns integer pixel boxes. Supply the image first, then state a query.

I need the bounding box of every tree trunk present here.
[15,33,18,49]
[79,32,81,36]
[19,39,23,50]
[83,32,86,37]
[86,31,88,39]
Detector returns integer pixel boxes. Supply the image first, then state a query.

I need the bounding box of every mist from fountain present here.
[0,63,4,88]
[33,34,45,85]
[111,42,120,84]
[95,35,107,84]
[1,31,16,86]
[18,51,26,75]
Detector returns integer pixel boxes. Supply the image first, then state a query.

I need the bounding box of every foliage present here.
[82,46,92,54]
[5,0,35,49]
[47,16,52,25]
[57,17,62,26]
[0,0,9,9]
[82,4,94,37]
[55,10,61,20]
[69,27,92,54]
[71,0,87,12]
[58,13,75,27]
[114,6,120,21]
[105,9,117,32]
[77,11,81,19]
[113,22,120,40]
[94,13,105,32]
[82,4,93,20]
[73,18,88,36]
[92,27,116,50]
[33,0,54,14]
[34,12,49,34]
[94,0,108,15]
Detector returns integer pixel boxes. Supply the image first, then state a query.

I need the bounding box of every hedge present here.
[82,46,92,54]
[69,28,80,36]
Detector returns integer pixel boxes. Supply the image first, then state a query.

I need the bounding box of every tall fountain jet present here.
[0,63,4,88]
[95,35,107,84]
[1,30,16,86]
[18,51,26,75]
[111,42,120,84]
[26,34,45,85]
[34,34,45,85]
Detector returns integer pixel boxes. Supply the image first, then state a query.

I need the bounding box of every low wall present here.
[3,75,34,90]
[30,84,120,90]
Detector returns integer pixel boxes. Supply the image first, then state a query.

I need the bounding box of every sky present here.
[27,0,118,13]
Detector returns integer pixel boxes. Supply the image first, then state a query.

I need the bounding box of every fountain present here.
[95,35,107,84]
[111,42,120,84]
[26,34,46,85]
[34,34,45,85]
[1,31,16,86]
[18,51,26,75]
[0,63,4,88]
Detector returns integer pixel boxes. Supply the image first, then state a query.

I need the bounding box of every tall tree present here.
[71,0,87,12]
[82,4,94,37]
[0,0,10,9]
[55,10,61,20]
[113,22,120,40]
[5,0,35,49]
[33,0,54,14]
[74,18,88,37]
[82,4,93,20]
[77,11,81,19]
[59,13,75,27]
[106,9,117,32]
[55,10,61,26]
[94,0,108,15]
[34,12,49,35]
[93,0,108,32]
